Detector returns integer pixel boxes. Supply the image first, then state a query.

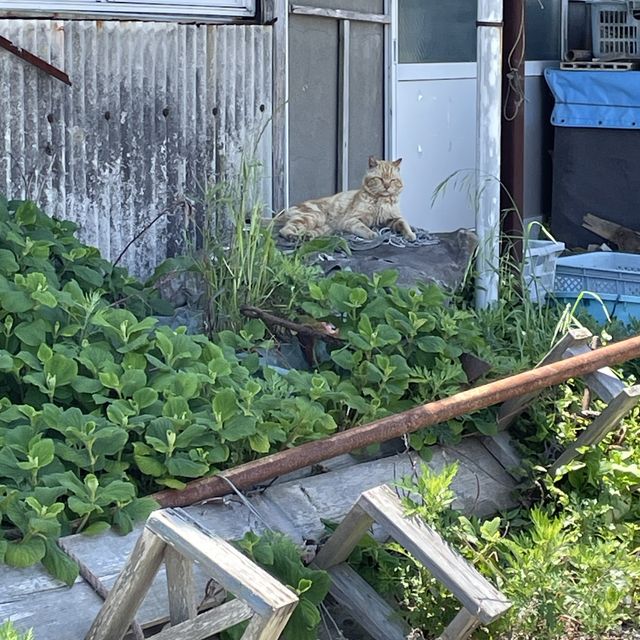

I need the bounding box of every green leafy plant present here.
[150,157,319,334]
[0,621,34,640]
[349,462,640,639]
[223,531,331,640]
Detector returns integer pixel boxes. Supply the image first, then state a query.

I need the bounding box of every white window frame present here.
[0,0,256,21]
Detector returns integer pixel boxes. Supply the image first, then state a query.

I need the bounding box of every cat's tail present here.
[277,204,328,239]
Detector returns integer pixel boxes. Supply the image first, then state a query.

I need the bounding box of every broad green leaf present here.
[5,537,46,568]
[165,457,209,478]
[133,387,158,410]
[71,376,104,394]
[82,521,112,536]
[0,350,13,371]
[120,368,147,397]
[2,290,33,313]
[97,480,136,504]
[15,320,49,346]
[15,201,39,225]
[212,388,237,423]
[42,539,79,586]
[29,438,55,467]
[44,354,78,387]
[330,348,356,371]
[134,454,165,477]
[249,433,271,453]
[416,335,447,354]
[0,248,19,273]
[221,415,257,441]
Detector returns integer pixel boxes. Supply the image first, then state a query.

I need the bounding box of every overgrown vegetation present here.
[350,456,639,639]
[0,195,492,584]
[1,179,639,640]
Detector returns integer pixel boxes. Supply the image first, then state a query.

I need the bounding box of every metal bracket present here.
[0,35,71,86]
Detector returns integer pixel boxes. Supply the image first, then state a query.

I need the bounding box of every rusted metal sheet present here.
[0,19,273,277]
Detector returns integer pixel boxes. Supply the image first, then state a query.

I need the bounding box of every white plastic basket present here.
[523,239,566,303]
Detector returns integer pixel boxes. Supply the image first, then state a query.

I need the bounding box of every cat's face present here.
[363,157,403,198]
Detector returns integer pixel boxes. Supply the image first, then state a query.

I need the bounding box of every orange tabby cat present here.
[278,157,416,241]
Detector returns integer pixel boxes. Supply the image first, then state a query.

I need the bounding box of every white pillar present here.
[475,0,503,310]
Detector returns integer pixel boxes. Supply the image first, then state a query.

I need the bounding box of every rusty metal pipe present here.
[153,334,640,507]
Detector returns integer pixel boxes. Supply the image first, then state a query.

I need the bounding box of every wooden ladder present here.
[84,508,298,640]
[490,326,640,475]
[314,484,511,640]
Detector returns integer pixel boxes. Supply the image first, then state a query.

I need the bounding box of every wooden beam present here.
[550,384,640,474]
[165,546,197,625]
[325,563,410,640]
[357,486,510,624]
[85,527,167,640]
[438,608,481,640]
[150,600,252,640]
[289,4,391,24]
[240,609,297,640]
[146,509,298,618]
[314,504,374,569]
[497,328,592,430]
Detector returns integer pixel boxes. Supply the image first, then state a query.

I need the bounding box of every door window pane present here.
[525,0,561,60]
[398,0,477,63]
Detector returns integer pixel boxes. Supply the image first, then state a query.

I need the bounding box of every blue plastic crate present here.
[554,291,640,324]
[555,252,640,297]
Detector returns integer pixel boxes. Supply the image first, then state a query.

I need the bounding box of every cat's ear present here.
[392,158,403,168]
[368,156,379,169]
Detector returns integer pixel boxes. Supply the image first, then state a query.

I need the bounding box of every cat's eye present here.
[370,177,382,184]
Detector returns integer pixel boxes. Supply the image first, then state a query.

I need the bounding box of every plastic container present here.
[522,239,566,303]
[554,291,640,324]
[590,1,640,59]
[554,251,640,324]
[555,251,640,296]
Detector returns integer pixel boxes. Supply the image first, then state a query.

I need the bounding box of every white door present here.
[395,0,478,233]
[394,0,562,233]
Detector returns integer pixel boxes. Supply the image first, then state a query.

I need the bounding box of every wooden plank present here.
[582,213,640,252]
[271,0,289,212]
[325,563,409,640]
[438,608,481,640]
[146,509,298,617]
[497,328,592,430]
[0,438,519,640]
[550,384,640,474]
[165,546,197,625]
[314,505,374,569]
[337,19,350,192]
[565,344,626,404]
[240,606,298,640]
[358,486,511,623]
[85,526,167,640]
[150,600,253,640]
[259,439,517,546]
[289,4,391,24]
[480,432,521,476]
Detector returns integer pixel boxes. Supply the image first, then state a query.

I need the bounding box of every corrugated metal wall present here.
[0,20,273,277]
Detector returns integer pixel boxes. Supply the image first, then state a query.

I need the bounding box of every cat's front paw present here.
[404,229,417,242]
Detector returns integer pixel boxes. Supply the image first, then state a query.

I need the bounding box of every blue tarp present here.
[545,68,640,129]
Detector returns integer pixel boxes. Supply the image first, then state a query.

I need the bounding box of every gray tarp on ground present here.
[279,229,478,291]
